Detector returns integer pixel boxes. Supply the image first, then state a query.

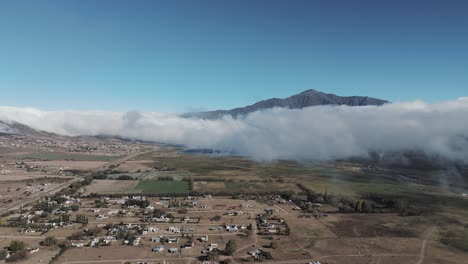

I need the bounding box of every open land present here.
[0,133,467,264]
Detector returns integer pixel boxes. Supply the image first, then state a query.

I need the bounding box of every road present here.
[0,177,80,215]
[98,149,155,171]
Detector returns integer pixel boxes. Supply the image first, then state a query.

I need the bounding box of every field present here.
[1,142,468,264]
[84,179,190,194]
[83,180,139,194]
[18,152,120,161]
[135,179,190,194]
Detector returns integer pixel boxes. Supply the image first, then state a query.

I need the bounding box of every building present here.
[152,245,164,252]
[169,248,179,253]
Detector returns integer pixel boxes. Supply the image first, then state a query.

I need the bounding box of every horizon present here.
[1,0,467,112]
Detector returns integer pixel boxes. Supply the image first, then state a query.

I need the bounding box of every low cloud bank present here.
[1,98,468,162]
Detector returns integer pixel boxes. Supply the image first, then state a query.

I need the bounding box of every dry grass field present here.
[83,180,139,195]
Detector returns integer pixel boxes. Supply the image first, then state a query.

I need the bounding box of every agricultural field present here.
[83,179,139,195]
[18,152,120,161]
[135,180,190,194]
[84,179,190,194]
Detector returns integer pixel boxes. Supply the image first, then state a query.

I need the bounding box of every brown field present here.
[115,160,154,173]
[83,180,139,195]
[25,160,108,170]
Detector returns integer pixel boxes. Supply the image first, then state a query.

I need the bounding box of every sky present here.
[0,0,467,112]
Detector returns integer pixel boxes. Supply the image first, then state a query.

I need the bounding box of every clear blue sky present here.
[1,0,467,112]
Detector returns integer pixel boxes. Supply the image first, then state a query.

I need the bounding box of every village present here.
[1,131,467,264]
[0,189,320,264]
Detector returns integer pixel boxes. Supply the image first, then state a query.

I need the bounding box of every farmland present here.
[18,152,120,161]
[1,137,468,264]
[135,180,190,194]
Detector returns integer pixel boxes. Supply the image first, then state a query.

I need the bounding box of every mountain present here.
[0,120,53,137]
[183,89,389,119]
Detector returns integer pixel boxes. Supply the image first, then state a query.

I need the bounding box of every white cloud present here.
[1,99,468,162]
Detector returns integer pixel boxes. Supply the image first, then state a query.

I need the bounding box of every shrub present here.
[9,240,25,252]
[43,236,57,247]
[5,249,27,262]
[0,249,7,260]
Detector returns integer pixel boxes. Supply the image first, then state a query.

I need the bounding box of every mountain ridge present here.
[183,89,389,119]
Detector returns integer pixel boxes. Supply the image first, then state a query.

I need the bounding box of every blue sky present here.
[0,0,467,112]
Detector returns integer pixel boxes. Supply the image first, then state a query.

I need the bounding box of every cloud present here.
[1,99,468,162]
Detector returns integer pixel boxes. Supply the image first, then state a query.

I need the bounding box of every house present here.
[207,243,218,251]
[133,237,141,246]
[200,235,208,242]
[96,214,108,220]
[153,216,170,222]
[226,225,238,232]
[152,245,164,252]
[71,242,84,248]
[168,248,179,253]
[167,237,179,243]
[146,227,159,232]
[150,237,161,243]
[309,262,321,264]
[168,226,180,233]
[181,242,194,249]
[107,209,119,215]
[90,238,100,247]
[183,216,190,222]
[249,248,263,259]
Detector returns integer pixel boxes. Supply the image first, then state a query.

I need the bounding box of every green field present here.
[135,180,190,194]
[20,152,119,161]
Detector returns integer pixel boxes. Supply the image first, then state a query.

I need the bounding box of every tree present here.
[43,236,57,247]
[70,204,80,211]
[9,240,25,252]
[361,201,372,213]
[355,201,363,212]
[263,251,273,260]
[225,239,237,256]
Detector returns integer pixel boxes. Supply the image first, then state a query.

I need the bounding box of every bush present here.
[70,204,80,211]
[9,240,25,252]
[0,249,7,260]
[43,236,57,247]
[5,249,27,262]
[178,208,188,214]
[117,175,133,180]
